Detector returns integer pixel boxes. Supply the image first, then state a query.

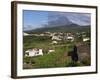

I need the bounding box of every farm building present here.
[25,48,43,57]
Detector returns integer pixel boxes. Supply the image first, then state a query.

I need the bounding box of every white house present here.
[40,34,45,36]
[52,35,62,41]
[25,48,43,57]
[83,37,90,42]
[67,36,74,42]
[48,49,55,54]
[23,33,30,36]
[51,41,58,44]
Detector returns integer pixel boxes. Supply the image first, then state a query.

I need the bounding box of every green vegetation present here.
[23,32,90,69]
[25,25,90,34]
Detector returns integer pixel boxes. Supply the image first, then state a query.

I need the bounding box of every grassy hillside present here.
[25,24,90,34]
[23,35,90,69]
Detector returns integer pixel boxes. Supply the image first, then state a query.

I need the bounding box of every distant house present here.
[23,33,30,36]
[63,35,74,42]
[63,33,74,42]
[52,35,62,41]
[51,41,58,44]
[67,36,74,42]
[48,49,55,54]
[83,37,90,42]
[25,48,43,57]
[40,34,45,36]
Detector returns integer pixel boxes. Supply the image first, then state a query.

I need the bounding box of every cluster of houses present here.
[24,32,90,42]
[24,31,90,57]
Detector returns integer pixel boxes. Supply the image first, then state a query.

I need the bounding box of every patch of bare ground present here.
[77,44,91,66]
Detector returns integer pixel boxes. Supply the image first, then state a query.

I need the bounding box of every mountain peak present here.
[47,14,73,27]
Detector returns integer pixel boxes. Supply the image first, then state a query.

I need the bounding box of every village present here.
[24,31,90,57]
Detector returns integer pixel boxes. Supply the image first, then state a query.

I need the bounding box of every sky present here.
[23,10,48,31]
[23,10,91,31]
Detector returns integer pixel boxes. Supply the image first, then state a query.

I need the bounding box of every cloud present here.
[49,12,91,26]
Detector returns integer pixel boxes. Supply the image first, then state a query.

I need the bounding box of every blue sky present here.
[23,10,91,31]
[23,10,48,31]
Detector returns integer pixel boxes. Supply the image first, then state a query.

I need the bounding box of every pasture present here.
[23,35,90,69]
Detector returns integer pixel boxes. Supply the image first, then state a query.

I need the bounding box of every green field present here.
[23,35,90,69]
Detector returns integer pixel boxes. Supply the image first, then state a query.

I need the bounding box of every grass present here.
[23,35,90,69]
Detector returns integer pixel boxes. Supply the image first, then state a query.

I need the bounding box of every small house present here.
[83,37,90,42]
[67,36,74,42]
[51,41,58,44]
[52,35,62,41]
[25,48,43,57]
[23,33,30,36]
[48,49,55,54]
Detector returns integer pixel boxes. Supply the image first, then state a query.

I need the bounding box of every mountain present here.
[24,13,90,33]
[25,24,90,34]
[47,14,72,27]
